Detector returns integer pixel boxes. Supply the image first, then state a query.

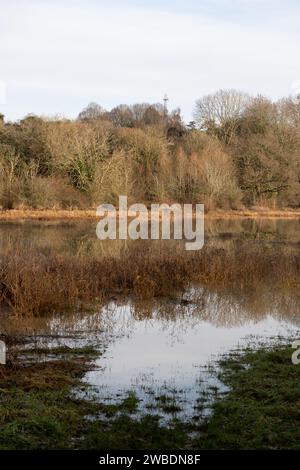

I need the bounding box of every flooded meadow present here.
[1,217,300,449]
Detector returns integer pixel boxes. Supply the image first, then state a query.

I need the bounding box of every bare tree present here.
[78,102,105,121]
[131,103,165,127]
[109,105,135,127]
[277,96,300,127]
[193,89,251,143]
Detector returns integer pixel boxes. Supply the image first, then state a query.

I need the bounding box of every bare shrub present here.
[166,133,241,207]
[0,145,23,209]
[21,175,88,209]
[111,128,169,200]
[89,150,134,205]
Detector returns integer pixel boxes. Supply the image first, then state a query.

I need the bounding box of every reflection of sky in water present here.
[84,300,299,422]
[22,287,299,422]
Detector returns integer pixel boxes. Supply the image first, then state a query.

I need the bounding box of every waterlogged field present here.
[0,218,300,449]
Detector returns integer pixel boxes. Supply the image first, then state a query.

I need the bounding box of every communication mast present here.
[163,93,169,115]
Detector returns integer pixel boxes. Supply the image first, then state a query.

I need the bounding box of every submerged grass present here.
[0,343,192,450]
[0,346,97,450]
[1,339,300,450]
[19,345,100,356]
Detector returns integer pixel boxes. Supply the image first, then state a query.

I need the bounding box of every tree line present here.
[0,89,299,210]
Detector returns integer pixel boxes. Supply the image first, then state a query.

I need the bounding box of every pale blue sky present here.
[0,0,299,122]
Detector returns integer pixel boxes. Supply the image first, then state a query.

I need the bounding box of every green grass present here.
[1,342,300,449]
[197,345,300,449]
[0,345,191,450]
[153,394,183,414]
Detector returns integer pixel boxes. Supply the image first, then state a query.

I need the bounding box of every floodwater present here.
[84,296,299,421]
[1,217,300,422]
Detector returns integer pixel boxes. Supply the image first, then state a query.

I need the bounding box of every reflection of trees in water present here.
[90,288,300,344]
[58,287,300,340]
[205,218,300,244]
[1,218,300,258]
[2,284,300,350]
[1,217,300,344]
[129,287,300,329]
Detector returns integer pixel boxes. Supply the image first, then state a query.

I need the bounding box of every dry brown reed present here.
[0,241,299,317]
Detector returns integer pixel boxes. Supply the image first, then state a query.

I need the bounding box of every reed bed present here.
[0,241,299,317]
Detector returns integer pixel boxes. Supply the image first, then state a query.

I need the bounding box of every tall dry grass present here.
[0,241,299,317]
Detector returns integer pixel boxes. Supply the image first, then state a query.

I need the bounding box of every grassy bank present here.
[198,343,300,449]
[0,343,98,450]
[1,339,299,449]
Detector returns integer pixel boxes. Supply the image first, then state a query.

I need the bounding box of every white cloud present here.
[0,0,299,121]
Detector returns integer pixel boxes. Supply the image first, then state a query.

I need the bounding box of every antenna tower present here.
[163,93,169,114]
